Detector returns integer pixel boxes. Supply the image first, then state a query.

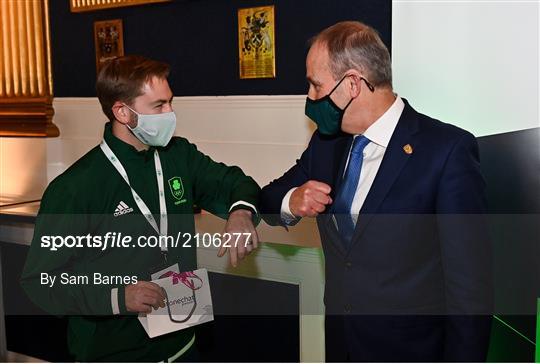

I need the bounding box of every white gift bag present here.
[138,268,214,338]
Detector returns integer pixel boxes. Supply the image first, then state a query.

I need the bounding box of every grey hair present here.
[310,21,392,89]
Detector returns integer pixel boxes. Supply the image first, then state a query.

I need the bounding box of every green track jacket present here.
[21,122,260,361]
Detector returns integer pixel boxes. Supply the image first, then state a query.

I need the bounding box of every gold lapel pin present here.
[403,144,413,155]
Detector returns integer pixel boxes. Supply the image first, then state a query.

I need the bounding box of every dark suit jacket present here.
[260,100,493,362]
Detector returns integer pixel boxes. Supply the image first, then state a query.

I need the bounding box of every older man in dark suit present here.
[260,21,493,362]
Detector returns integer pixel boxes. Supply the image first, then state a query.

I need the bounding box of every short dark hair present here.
[310,21,392,89]
[96,55,170,122]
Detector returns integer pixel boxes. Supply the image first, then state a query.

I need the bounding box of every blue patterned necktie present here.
[334,135,370,244]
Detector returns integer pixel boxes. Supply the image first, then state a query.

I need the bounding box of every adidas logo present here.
[114,201,134,217]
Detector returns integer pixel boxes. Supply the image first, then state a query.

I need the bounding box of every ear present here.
[112,101,131,125]
[345,70,363,98]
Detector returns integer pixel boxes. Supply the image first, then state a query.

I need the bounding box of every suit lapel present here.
[331,135,353,199]
[347,102,420,251]
[319,134,352,256]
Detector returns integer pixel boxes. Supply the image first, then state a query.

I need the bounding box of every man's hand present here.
[290,180,332,217]
[125,281,166,314]
[218,209,259,268]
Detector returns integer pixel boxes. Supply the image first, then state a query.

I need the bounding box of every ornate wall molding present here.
[70,0,170,13]
[0,0,58,137]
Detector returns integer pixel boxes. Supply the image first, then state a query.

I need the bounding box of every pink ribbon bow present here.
[159,271,202,290]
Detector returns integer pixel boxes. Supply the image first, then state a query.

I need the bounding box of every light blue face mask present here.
[123,104,176,147]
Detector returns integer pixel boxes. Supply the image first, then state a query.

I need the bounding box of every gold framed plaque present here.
[70,0,171,13]
[94,19,124,74]
[237,5,276,79]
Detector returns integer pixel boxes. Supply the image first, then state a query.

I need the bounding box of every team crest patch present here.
[168,177,187,205]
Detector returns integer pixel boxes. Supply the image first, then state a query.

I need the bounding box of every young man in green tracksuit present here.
[21,55,260,362]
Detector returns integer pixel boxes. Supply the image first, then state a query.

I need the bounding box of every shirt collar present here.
[103,122,155,161]
[361,96,405,148]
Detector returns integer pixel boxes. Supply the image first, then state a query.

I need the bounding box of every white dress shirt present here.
[281,96,405,225]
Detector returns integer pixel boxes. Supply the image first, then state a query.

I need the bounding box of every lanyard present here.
[100,141,168,252]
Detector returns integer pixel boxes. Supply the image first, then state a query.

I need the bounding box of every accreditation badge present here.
[138,268,214,338]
